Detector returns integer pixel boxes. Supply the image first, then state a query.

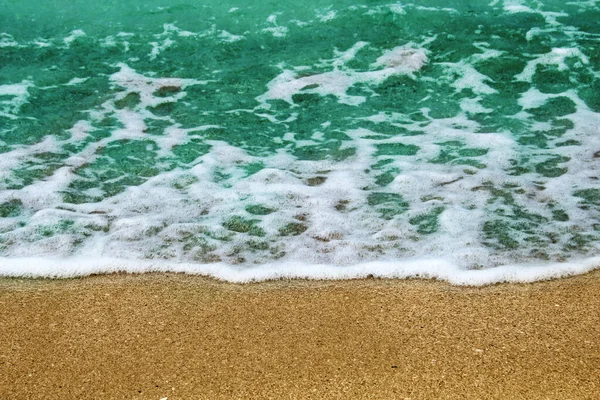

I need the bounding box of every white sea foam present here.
[257,42,427,106]
[149,38,175,60]
[5,101,592,280]
[219,31,245,43]
[63,29,86,46]
[0,33,19,48]
[414,6,459,13]
[65,77,89,86]
[262,14,289,37]
[316,9,337,22]
[389,4,406,14]
[1,256,598,285]
[262,26,289,38]
[516,47,589,82]
[503,2,534,14]
[0,80,34,119]
[147,24,199,59]
[32,38,52,48]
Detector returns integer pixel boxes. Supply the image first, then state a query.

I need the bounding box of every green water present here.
[0,0,599,276]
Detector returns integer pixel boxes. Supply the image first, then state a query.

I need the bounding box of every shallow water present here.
[1,0,599,283]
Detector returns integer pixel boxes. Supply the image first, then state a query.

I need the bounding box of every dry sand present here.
[1,271,600,399]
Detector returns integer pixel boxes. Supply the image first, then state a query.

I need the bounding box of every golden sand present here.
[1,271,600,399]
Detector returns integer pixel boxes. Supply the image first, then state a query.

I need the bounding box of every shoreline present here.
[2,271,600,399]
[2,255,600,285]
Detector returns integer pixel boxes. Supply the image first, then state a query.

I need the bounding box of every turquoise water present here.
[1,0,599,283]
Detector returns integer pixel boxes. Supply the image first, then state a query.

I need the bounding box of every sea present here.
[1,0,599,284]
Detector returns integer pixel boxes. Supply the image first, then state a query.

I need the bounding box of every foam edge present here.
[1,256,599,286]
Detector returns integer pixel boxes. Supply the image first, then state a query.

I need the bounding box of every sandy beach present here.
[1,271,599,399]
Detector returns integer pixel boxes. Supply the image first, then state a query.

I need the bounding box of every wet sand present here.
[1,271,600,399]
